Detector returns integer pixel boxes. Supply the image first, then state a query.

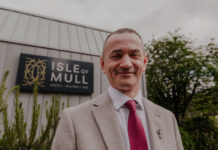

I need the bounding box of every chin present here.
[117,82,136,91]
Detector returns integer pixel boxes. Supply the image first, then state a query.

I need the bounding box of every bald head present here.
[102,28,144,57]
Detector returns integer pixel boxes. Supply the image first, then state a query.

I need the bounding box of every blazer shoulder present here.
[142,97,173,115]
[63,92,107,115]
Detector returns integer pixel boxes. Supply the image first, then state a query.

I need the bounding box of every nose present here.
[120,55,133,68]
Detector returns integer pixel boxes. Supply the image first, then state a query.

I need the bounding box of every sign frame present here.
[16,53,94,94]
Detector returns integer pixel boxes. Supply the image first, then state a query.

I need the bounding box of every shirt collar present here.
[108,86,144,111]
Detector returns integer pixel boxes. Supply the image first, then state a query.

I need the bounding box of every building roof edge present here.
[0,5,112,33]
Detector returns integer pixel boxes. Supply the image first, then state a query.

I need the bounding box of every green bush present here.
[181,116,218,150]
[0,71,64,150]
[179,127,195,150]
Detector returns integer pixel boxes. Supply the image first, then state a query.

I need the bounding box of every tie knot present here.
[125,100,136,112]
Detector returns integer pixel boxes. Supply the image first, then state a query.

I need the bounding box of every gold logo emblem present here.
[23,57,46,87]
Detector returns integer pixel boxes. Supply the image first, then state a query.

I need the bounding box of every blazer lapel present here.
[92,92,126,150]
[142,99,166,150]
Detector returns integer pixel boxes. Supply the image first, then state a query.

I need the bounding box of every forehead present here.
[104,33,144,54]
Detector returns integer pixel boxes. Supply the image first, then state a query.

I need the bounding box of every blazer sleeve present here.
[172,114,184,150]
[51,109,76,150]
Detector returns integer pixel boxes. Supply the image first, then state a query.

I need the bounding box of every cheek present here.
[134,61,144,70]
[107,62,118,70]
[105,65,115,76]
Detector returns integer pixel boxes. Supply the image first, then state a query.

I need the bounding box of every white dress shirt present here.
[108,86,152,150]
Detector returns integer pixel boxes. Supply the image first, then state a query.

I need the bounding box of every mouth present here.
[114,68,136,77]
[115,68,136,75]
[116,72,135,75]
[115,71,136,76]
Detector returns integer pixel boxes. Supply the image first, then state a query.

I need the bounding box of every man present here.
[51,28,184,150]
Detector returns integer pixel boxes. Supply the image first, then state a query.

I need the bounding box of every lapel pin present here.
[155,111,161,118]
[157,129,162,139]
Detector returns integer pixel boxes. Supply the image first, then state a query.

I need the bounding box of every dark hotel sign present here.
[16,53,94,94]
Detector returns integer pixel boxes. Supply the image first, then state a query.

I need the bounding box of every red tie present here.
[126,100,148,150]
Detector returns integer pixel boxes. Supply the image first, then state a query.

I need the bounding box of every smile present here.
[116,72,136,75]
[115,68,136,75]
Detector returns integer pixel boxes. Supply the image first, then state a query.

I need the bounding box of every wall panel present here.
[0,12,19,40]
[0,42,8,81]
[77,26,89,54]
[68,25,80,52]
[85,29,99,55]
[37,18,50,47]
[93,30,104,55]
[24,16,40,45]
[12,14,30,42]
[0,9,9,30]
[91,56,101,98]
[99,31,108,42]
[49,21,59,49]
[60,23,70,50]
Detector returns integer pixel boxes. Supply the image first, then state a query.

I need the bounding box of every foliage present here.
[145,31,217,124]
[188,87,218,118]
[145,31,218,150]
[0,71,13,113]
[187,42,218,118]
[179,127,195,150]
[0,71,64,150]
[182,116,218,150]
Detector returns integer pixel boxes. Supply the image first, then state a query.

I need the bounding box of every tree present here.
[144,31,217,124]
[184,39,218,118]
[145,31,218,149]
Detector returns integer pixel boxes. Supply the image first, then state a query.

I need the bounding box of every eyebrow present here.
[129,49,141,53]
[110,49,141,54]
[110,49,123,55]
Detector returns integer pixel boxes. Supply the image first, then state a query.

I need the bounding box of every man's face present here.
[100,33,147,92]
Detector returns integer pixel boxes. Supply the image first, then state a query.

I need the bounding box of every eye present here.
[130,53,140,59]
[110,54,122,60]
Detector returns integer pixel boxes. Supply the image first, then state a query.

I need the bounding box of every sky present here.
[0,0,217,45]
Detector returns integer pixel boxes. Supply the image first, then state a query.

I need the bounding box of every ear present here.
[100,57,106,74]
[142,54,148,72]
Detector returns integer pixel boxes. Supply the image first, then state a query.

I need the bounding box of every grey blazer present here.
[51,92,184,150]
